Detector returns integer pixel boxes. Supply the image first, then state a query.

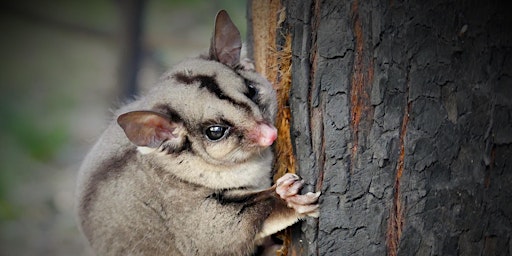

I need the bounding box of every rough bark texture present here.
[250,0,512,255]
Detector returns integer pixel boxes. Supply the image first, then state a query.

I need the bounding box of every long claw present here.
[274,174,321,218]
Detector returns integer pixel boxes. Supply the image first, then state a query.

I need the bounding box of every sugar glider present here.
[76,10,320,256]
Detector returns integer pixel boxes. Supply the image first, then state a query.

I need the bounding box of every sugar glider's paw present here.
[275,173,321,218]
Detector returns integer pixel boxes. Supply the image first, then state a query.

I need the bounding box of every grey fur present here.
[76,10,319,256]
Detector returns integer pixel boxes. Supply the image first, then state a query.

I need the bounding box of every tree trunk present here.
[248,0,512,255]
[117,0,145,100]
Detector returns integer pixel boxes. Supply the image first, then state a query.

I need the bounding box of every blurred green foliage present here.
[0,107,68,162]
[0,90,70,221]
[0,0,247,228]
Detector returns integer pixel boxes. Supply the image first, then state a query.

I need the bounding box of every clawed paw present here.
[275,173,321,217]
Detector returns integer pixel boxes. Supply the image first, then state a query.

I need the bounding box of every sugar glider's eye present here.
[205,125,230,141]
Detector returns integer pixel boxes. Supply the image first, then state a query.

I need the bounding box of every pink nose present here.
[256,123,277,147]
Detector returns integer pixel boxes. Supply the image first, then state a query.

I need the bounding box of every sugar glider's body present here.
[76,10,319,256]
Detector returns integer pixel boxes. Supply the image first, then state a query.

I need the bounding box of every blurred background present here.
[0,1,246,255]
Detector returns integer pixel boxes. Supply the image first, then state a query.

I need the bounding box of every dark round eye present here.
[205,125,229,141]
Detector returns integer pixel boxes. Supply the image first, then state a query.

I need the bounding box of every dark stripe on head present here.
[220,118,235,128]
[173,72,252,113]
[197,75,227,101]
[233,63,246,72]
[149,104,194,154]
[160,135,192,154]
[152,104,184,123]
[173,72,197,85]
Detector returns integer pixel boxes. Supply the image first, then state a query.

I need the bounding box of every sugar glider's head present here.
[117,10,277,166]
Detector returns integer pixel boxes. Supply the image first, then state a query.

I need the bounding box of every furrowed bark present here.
[249,0,512,255]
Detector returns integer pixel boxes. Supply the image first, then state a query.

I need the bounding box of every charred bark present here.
[250,0,512,255]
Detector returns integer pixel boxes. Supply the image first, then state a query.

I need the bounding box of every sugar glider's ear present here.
[117,111,185,148]
[209,10,241,67]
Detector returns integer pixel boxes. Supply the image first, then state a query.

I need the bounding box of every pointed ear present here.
[117,111,184,148]
[209,10,241,67]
